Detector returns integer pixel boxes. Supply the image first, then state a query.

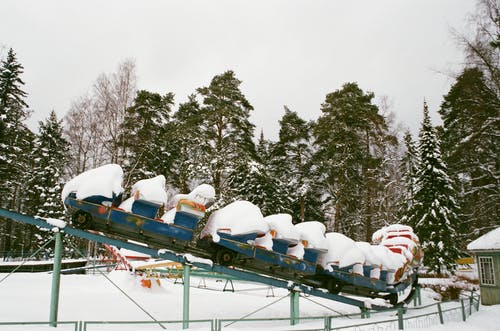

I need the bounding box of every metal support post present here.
[469,292,473,315]
[461,298,466,321]
[183,264,191,329]
[437,303,444,324]
[49,231,63,327]
[417,285,422,306]
[290,290,299,326]
[413,285,422,306]
[360,307,370,318]
[324,316,332,331]
[397,307,404,330]
[223,279,234,292]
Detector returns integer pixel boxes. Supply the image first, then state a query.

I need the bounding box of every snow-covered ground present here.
[0,271,498,330]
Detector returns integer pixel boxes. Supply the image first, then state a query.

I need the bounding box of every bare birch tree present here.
[93,59,137,164]
[64,59,137,177]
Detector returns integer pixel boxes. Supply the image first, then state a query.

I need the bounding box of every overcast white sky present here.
[1,0,476,140]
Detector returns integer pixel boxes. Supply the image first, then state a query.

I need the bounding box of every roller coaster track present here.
[0,207,411,310]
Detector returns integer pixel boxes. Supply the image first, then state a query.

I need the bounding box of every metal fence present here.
[0,292,480,331]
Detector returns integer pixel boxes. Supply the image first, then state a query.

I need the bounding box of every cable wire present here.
[0,236,55,285]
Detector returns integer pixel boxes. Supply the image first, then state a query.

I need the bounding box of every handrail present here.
[0,321,79,331]
[0,292,481,331]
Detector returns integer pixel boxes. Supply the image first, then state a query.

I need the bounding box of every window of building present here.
[478,256,495,286]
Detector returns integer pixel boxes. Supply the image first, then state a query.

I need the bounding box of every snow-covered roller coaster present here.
[62,164,422,305]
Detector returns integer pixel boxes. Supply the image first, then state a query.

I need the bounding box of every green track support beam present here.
[290,290,299,326]
[183,264,191,329]
[49,231,63,327]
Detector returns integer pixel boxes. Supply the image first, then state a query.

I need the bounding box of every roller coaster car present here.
[202,225,419,305]
[318,263,417,301]
[64,193,206,249]
[201,230,317,276]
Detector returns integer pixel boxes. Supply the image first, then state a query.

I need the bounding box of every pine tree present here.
[439,67,499,239]
[313,82,389,239]
[197,70,256,200]
[404,102,462,274]
[121,90,174,188]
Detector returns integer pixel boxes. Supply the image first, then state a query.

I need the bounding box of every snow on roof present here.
[201,200,269,242]
[62,164,124,201]
[467,227,500,251]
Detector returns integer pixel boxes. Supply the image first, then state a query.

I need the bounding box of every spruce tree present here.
[25,111,69,252]
[0,48,32,207]
[228,159,291,216]
[0,48,33,257]
[227,130,291,215]
[169,94,206,193]
[404,102,462,274]
[400,131,419,215]
[275,107,325,223]
[197,70,256,200]
[28,111,69,218]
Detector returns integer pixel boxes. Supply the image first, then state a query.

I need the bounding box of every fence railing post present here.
[324,316,332,331]
[461,299,466,321]
[397,307,404,330]
[469,292,473,315]
[437,303,444,324]
[413,285,422,307]
[360,307,366,319]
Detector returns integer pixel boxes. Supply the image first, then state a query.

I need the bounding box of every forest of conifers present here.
[0,0,497,273]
